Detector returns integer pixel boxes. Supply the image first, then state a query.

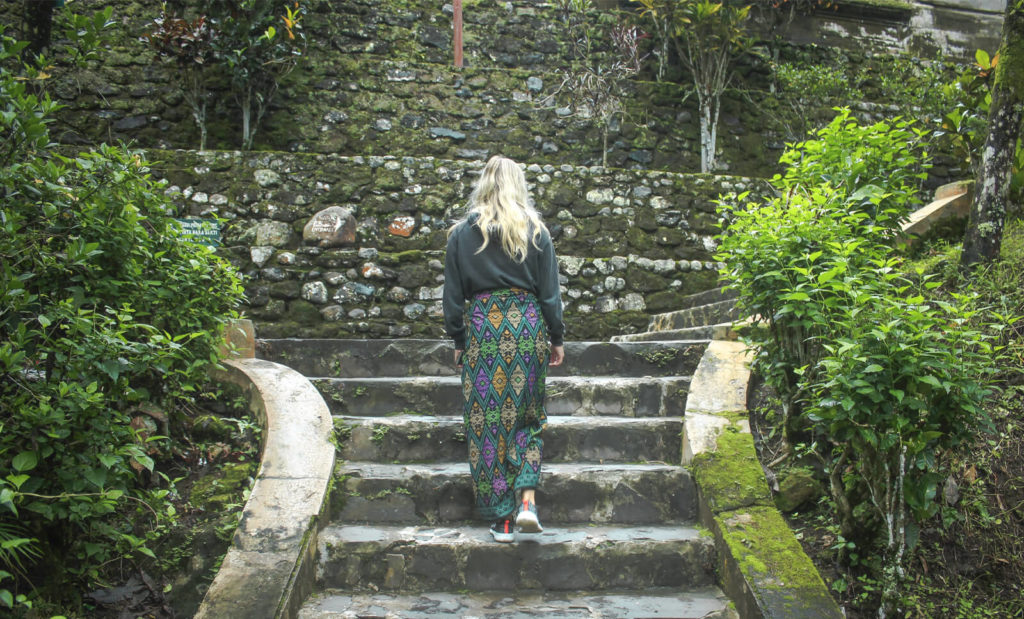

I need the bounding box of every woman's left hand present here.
[549,345,565,367]
[454,348,464,368]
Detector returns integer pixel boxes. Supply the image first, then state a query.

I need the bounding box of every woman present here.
[443,155,565,543]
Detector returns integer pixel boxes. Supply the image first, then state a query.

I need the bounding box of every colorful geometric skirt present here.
[461,287,550,521]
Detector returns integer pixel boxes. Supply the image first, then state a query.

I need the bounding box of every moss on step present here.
[690,417,772,514]
[715,505,841,617]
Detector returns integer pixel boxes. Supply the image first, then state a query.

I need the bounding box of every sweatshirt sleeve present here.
[443,227,468,349]
[536,230,565,346]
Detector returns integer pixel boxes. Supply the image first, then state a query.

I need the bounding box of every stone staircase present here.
[256,333,737,618]
[612,287,740,343]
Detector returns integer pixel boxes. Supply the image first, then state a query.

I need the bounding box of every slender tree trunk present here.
[710,93,721,173]
[23,0,56,58]
[698,91,714,173]
[961,0,1024,270]
[602,125,608,168]
[186,68,207,151]
[876,447,907,619]
[242,90,253,151]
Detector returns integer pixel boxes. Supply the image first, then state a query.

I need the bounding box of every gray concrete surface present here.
[298,589,734,618]
[197,358,336,619]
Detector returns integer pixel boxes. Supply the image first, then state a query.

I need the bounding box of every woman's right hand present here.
[549,345,565,367]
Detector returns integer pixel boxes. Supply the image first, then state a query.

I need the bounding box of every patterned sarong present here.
[462,287,550,521]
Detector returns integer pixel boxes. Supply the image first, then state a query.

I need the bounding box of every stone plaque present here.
[303,206,356,248]
[174,218,221,247]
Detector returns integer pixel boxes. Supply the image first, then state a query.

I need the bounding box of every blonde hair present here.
[455,155,547,263]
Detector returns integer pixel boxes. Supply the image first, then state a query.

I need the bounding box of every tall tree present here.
[961,0,1024,270]
[22,0,59,57]
[635,0,751,174]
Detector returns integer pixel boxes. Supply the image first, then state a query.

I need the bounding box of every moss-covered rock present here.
[691,423,772,514]
[774,467,823,513]
[714,506,843,618]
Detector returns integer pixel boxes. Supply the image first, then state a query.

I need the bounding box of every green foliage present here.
[718,109,931,428]
[206,0,307,150]
[0,25,244,603]
[143,0,307,150]
[716,108,998,616]
[934,49,1024,217]
[46,6,116,70]
[142,8,216,150]
[718,186,885,408]
[901,577,1023,619]
[776,61,862,103]
[775,108,930,227]
[934,50,997,179]
[810,276,994,515]
[633,0,751,172]
[555,0,594,12]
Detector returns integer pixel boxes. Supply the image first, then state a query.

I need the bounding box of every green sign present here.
[174,218,222,247]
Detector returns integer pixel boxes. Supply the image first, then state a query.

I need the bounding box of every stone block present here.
[712,506,843,619]
[219,319,256,360]
[303,206,356,248]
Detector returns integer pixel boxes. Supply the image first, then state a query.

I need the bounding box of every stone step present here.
[258,339,707,379]
[334,462,696,525]
[611,325,742,343]
[612,328,716,343]
[336,415,682,464]
[298,588,733,619]
[673,285,739,312]
[647,299,740,332]
[315,524,716,592]
[314,376,691,418]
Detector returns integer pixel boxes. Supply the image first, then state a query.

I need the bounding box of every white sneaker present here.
[515,500,543,533]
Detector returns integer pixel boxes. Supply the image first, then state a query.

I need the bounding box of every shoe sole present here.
[516,511,543,533]
[490,531,515,543]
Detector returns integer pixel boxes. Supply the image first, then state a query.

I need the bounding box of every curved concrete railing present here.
[683,339,843,619]
[196,353,335,619]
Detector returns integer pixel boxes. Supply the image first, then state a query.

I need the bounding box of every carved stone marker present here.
[303,206,356,248]
[174,218,221,247]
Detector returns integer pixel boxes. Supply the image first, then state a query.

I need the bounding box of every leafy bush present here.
[774,108,930,228]
[207,0,307,150]
[0,27,244,605]
[716,108,997,616]
[776,61,862,103]
[141,9,216,150]
[717,185,891,436]
[719,109,931,430]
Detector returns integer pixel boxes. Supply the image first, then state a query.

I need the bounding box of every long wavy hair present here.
[453,155,547,263]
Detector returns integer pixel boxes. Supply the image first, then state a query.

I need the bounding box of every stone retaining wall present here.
[152,150,770,339]
[3,0,1000,176]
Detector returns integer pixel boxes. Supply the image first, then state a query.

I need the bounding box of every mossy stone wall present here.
[152,150,770,339]
[2,0,1002,340]
[1,0,1000,174]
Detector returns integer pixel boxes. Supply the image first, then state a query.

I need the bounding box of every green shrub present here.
[718,185,892,436]
[0,27,244,603]
[718,109,930,434]
[716,108,997,617]
[776,61,862,103]
[774,107,930,229]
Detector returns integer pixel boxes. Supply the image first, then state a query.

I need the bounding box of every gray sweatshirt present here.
[443,215,565,349]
